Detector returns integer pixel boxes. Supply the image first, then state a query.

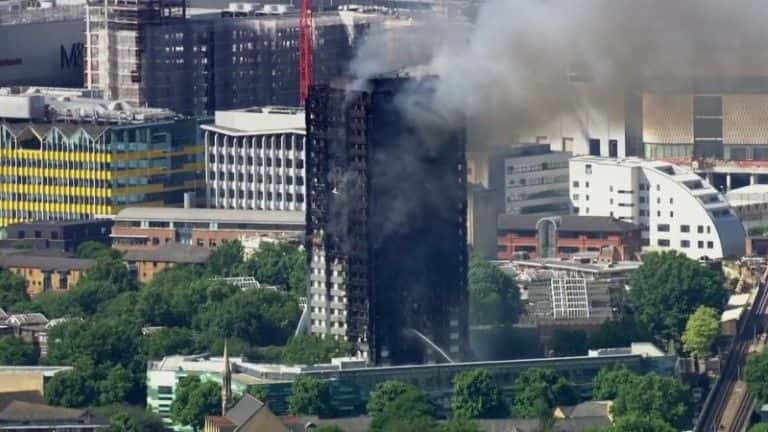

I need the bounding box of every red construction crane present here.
[299,0,313,106]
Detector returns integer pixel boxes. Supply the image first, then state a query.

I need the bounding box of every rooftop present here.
[726,184,768,205]
[503,258,642,276]
[498,215,640,233]
[123,244,211,264]
[0,254,96,272]
[115,207,305,226]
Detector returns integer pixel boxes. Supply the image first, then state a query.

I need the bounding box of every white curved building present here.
[569,156,745,259]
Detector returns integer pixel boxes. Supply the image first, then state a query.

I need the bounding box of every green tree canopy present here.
[207,241,244,277]
[587,315,650,350]
[76,241,121,260]
[369,383,435,432]
[282,334,352,365]
[682,305,721,357]
[141,327,199,360]
[0,336,36,365]
[592,365,639,401]
[170,376,221,432]
[628,251,726,343]
[603,412,676,432]
[511,368,577,418]
[288,375,334,417]
[45,367,98,407]
[238,242,307,295]
[0,269,28,309]
[451,368,508,419]
[97,405,167,432]
[611,373,691,430]
[441,418,483,432]
[749,424,768,432]
[746,347,768,403]
[315,426,346,432]
[468,256,520,326]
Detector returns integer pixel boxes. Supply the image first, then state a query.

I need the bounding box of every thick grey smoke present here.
[350,0,768,148]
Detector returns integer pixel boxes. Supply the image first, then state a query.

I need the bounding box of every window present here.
[586,195,590,201]
[681,225,690,233]
[698,241,704,248]
[610,198,614,204]
[670,211,674,217]
[698,226,704,234]
[658,239,670,247]
[707,241,714,249]
[573,194,579,200]
[639,196,646,203]
[610,186,614,192]
[657,224,670,232]
[681,240,690,248]
[586,181,590,188]
[707,226,711,234]
[572,181,580,188]
[585,164,593,175]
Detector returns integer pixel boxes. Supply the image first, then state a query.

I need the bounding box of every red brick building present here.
[496,215,642,260]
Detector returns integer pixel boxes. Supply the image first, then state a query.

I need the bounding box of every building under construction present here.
[85,0,379,115]
[305,77,468,365]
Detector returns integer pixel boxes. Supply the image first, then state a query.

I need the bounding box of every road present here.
[695,267,768,432]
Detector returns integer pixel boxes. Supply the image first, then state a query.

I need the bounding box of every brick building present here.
[111,207,303,252]
[0,219,112,253]
[496,215,642,260]
[123,244,210,283]
[0,255,95,297]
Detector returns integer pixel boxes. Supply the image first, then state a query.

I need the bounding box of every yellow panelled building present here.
[0,118,205,227]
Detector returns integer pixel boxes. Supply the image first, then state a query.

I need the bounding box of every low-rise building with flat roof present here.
[111,207,304,252]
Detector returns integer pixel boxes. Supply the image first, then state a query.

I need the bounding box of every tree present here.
[682,306,720,357]
[0,336,36,365]
[604,412,676,432]
[77,241,121,260]
[239,242,307,295]
[451,369,508,419]
[207,241,244,277]
[315,427,346,432]
[628,251,726,343]
[468,256,520,326]
[749,424,768,432]
[99,365,134,406]
[0,269,27,308]
[170,376,221,432]
[369,383,435,432]
[142,327,198,360]
[612,373,690,430]
[549,328,587,357]
[288,376,334,417]
[367,381,416,417]
[746,347,768,403]
[80,257,137,293]
[95,405,168,432]
[45,367,98,407]
[194,288,301,347]
[511,368,577,418]
[592,365,639,400]
[282,334,352,365]
[587,315,650,350]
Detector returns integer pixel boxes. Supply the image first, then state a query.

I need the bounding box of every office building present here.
[487,144,572,216]
[111,207,304,251]
[0,219,112,253]
[305,77,468,365]
[0,5,85,87]
[85,1,381,115]
[496,215,642,261]
[569,156,746,259]
[201,107,306,211]
[0,87,205,227]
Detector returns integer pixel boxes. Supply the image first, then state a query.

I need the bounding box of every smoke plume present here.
[350,0,768,149]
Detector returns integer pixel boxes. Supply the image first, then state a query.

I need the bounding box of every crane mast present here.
[299,0,313,106]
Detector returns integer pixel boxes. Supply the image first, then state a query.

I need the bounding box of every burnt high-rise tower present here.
[305,76,468,365]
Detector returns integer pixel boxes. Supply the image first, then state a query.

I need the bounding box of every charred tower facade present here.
[306,77,468,365]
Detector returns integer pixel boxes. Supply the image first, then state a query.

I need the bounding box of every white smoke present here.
[350,0,768,149]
